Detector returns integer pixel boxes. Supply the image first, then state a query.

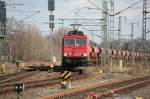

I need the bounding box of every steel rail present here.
[40,75,150,99]
[96,79,150,98]
[0,71,38,84]
[0,71,26,81]
[0,73,88,94]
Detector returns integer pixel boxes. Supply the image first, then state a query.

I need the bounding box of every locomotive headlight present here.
[80,53,87,57]
[64,53,71,56]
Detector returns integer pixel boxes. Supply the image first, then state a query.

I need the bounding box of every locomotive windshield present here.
[64,39,86,46]
[76,39,86,46]
[64,39,75,46]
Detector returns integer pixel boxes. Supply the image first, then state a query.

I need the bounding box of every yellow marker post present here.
[61,71,68,78]
[0,63,2,74]
[1,62,6,74]
[64,72,71,79]
[52,56,56,66]
[135,96,142,99]
[99,69,103,79]
[20,63,25,70]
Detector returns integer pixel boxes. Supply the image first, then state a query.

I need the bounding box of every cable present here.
[19,11,40,21]
[7,9,40,13]
[87,0,101,10]
[105,0,142,16]
[6,4,24,6]
[60,0,89,18]
[74,12,88,19]
[7,4,41,22]
[83,7,101,11]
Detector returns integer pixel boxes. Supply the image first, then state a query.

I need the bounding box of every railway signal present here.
[48,0,55,61]
[49,22,54,29]
[48,0,55,11]
[14,83,25,93]
[14,83,25,99]
[49,15,54,21]
[16,61,20,72]
[48,0,55,30]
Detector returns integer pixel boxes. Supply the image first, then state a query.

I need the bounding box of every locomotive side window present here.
[64,39,75,46]
[76,39,86,46]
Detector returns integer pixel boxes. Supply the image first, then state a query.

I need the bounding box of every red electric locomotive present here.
[62,30,91,67]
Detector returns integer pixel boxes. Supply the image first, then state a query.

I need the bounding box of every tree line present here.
[6,18,68,62]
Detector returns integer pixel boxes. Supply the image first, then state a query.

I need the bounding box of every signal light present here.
[14,83,25,94]
[49,22,54,29]
[49,15,54,21]
[48,0,55,11]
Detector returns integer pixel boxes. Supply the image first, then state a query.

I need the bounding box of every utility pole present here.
[102,0,108,66]
[109,0,115,48]
[118,16,126,50]
[142,0,147,67]
[131,23,138,67]
[142,0,147,41]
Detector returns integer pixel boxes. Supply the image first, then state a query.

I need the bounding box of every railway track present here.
[40,75,150,99]
[0,71,27,81]
[0,71,39,84]
[91,79,150,99]
[0,72,88,94]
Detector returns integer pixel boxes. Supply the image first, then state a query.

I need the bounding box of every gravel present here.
[0,66,149,99]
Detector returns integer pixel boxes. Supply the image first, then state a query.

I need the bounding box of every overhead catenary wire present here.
[105,0,142,16]
[7,9,41,13]
[6,3,41,23]
[60,0,91,18]
[19,11,40,21]
[87,0,101,10]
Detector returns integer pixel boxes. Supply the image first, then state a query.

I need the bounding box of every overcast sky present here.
[5,0,150,43]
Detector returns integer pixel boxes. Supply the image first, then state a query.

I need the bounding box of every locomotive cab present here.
[62,30,90,67]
